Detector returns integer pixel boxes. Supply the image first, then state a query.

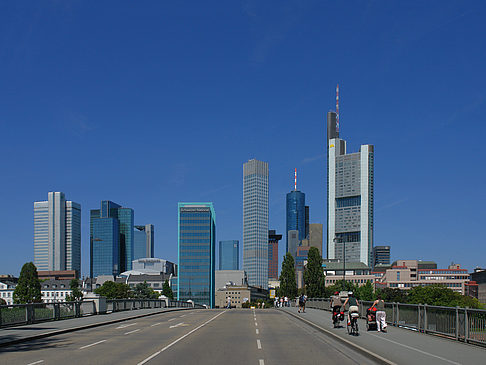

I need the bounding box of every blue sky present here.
[1,1,485,277]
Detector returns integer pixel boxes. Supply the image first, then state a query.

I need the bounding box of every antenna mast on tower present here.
[336,84,340,133]
[294,168,297,191]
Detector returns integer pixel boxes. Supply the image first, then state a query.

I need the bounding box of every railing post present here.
[54,303,60,320]
[28,304,34,324]
[418,305,421,332]
[455,306,459,340]
[396,303,400,327]
[75,302,81,317]
[464,308,469,343]
[424,304,428,334]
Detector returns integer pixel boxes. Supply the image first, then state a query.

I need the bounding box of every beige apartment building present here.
[215,285,268,308]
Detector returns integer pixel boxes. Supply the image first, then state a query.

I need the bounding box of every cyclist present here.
[343,292,359,327]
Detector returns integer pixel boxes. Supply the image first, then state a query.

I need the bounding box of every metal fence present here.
[305,298,486,346]
[0,298,204,328]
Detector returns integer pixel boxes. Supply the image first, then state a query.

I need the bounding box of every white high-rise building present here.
[327,111,374,266]
[34,192,81,275]
[243,159,269,289]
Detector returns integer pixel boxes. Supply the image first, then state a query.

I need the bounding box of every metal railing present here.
[0,298,205,328]
[305,298,486,346]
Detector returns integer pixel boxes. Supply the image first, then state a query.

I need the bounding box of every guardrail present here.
[305,298,486,346]
[0,298,205,328]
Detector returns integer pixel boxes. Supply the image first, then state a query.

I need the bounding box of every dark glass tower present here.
[178,203,216,308]
[219,240,239,270]
[286,190,306,252]
[90,201,134,277]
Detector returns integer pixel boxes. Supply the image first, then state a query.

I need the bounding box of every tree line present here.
[278,249,483,309]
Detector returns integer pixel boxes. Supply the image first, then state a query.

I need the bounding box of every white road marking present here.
[169,322,188,328]
[137,311,226,365]
[151,322,162,327]
[257,339,262,349]
[168,318,176,321]
[255,322,258,326]
[79,340,107,349]
[117,323,137,329]
[125,329,141,335]
[368,333,462,365]
[27,361,44,365]
[179,314,186,318]
[256,329,259,334]
[259,360,265,365]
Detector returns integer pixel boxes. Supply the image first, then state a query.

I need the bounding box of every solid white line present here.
[151,322,162,327]
[368,333,461,365]
[27,361,44,365]
[257,339,262,349]
[117,322,137,329]
[125,329,141,335]
[259,360,265,365]
[256,329,259,334]
[79,340,107,349]
[137,311,225,365]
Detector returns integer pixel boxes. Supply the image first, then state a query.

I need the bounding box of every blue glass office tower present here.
[178,203,216,308]
[219,240,239,270]
[286,190,306,252]
[90,201,134,277]
[134,224,154,260]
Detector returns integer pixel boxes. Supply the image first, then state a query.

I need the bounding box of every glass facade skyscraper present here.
[178,203,216,307]
[90,201,134,277]
[327,110,374,265]
[268,230,282,281]
[134,224,154,260]
[219,240,239,270]
[286,190,306,252]
[34,192,81,276]
[243,159,269,289]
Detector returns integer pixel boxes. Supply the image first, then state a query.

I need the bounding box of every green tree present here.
[279,253,297,299]
[406,285,482,308]
[162,279,174,299]
[94,281,131,299]
[355,280,375,301]
[0,298,6,305]
[13,262,42,304]
[65,279,83,302]
[376,287,408,303]
[303,247,325,298]
[133,281,158,299]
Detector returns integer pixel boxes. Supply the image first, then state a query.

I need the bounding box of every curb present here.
[0,307,201,348]
[281,309,396,365]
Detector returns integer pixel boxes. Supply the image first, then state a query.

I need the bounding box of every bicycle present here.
[347,311,359,336]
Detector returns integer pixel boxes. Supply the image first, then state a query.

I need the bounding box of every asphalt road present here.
[0,309,380,365]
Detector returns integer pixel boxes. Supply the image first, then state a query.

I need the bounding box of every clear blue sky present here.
[1,1,485,277]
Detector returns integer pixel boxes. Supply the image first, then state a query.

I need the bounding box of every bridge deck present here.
[282,307,485,365]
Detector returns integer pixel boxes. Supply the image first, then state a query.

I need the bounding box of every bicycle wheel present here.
[355,321,359,336]
[347,321,351,335]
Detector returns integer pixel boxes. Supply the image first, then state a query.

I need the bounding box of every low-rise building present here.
[470,268,486,304]
[215,285,268,308]
[322,261,375,287]
[215,270,247,290]
[0,279,17,305]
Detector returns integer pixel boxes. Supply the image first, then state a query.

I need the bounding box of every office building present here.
[130,258,175,275]
[327,97,374,266]
[215,270,247,290]
[178,203,216,307]
[268,230,282,280]
[219,240,239,270]
[243,159,269,289]
[34,192,81,277]
[286,190,306,251]
[134,224,154,260]
[301,223,323,257]
[90,201,134,278]
[288,230,299,259]
[372,245,391,267]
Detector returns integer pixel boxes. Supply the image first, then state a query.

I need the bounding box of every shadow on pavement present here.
[0,335,69,353]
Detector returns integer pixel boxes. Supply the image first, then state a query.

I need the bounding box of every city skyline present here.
[1,2,486,277]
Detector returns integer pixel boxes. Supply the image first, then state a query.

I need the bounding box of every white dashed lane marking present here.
[256,329,259,334]
[124,329,141,335]
[79,340,107,349]
[257,339,262,349]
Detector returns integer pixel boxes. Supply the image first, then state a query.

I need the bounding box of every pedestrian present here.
[284,296,288,307]
[262,301,265,309]
[280,297,284,308]
[226,296,231,309]
[302,294,307,313]
[371,295,387,332]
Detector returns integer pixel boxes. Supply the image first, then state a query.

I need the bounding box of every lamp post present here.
[334,236,346,291]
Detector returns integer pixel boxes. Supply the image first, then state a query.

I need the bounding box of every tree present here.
[303,247,325,298]
[65,279,83,302]
[376,287,407,303]
[355,281,375,301]
[406,285,483,308]
[133,281,158,299]
[94,281,131,299]
[162,279,174,299]
[0,298,6,305]
[13,262,42,304]
[279,253,297,299]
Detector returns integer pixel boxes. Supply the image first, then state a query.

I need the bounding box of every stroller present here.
[366,307,378,331]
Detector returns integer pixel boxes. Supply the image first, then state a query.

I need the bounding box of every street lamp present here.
[334,236,345,291]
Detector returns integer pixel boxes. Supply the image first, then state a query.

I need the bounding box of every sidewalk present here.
[0,307,196,347]
[281,307,485,365]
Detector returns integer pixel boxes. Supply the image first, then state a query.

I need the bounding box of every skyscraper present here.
[243,159,269,289]
[372,245,391,267]
[134,224,154,260]
[219,240,239,270]
[327,93,374,266]
[178,203,216,307]
[90,201,134,277]
[268,230,282,281]
[286,190,306,251]
[34,192,81,276]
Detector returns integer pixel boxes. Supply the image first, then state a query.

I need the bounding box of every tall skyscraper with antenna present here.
[327,85,374,265]
[286,169,308,258]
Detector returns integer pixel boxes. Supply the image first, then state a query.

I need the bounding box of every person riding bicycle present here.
[330,291,342,315]
[343,292,359,326]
